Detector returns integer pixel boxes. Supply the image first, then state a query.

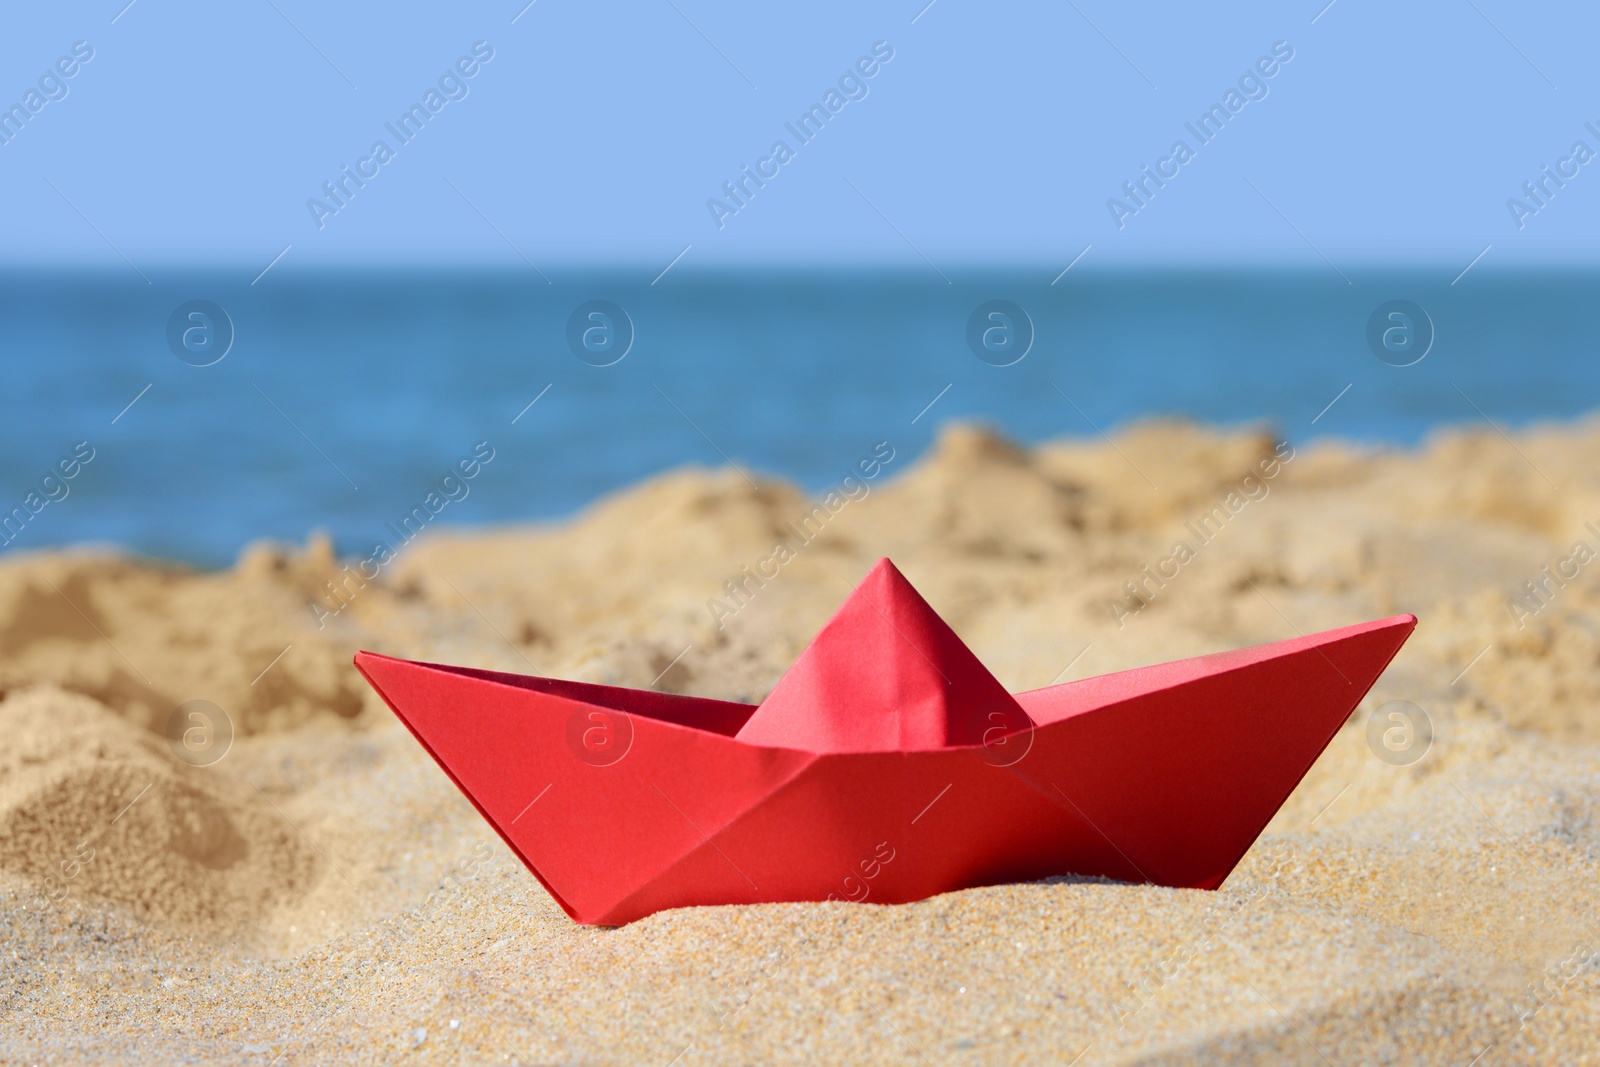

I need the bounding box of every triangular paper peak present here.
[735,559,1032,752]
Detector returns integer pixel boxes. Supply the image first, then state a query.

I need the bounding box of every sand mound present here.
[0,550,376,736]
[0,687,320,933]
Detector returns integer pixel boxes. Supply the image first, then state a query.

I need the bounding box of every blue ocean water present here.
[0,267,1592,568]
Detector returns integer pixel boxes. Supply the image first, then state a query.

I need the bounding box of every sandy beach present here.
[3,417,1598,1065]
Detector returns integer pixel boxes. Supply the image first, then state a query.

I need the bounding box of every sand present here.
[2,417,1599,1064]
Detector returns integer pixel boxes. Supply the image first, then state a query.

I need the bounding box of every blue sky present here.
[1,0,1596,270]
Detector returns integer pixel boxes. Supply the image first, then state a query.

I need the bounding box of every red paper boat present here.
[355,559,1415,926]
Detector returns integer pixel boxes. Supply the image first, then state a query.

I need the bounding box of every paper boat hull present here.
[355,614,1414,925]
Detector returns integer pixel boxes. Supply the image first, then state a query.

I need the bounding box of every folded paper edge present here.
[1013,614,1419,727]
[354,652,591,922]
[1203,612,1416,888]
[354,650,820,924]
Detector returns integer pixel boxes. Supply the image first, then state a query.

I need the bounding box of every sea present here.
[0,266,1591,568]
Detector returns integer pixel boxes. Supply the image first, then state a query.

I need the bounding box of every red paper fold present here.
[355,559,1416,925]
[736,559,1031,752]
